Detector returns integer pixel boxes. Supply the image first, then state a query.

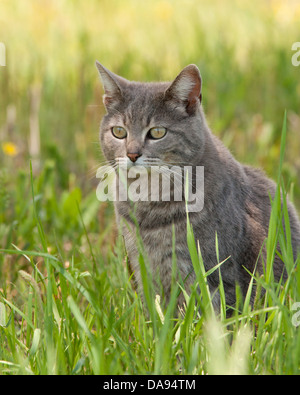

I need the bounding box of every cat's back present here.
[243,164,276,213]
[242,163,300,259]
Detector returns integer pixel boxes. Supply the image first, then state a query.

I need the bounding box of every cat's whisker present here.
[94,158,117,166]
[160,159,193,167]
[95,160,119,172]
[144,160,161,165]
[86,161,117,180]
[96,167,118,181]
[144,157,161,162]
[89,162,116,172]
[115,157,127,163]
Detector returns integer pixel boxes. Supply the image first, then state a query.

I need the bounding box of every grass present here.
[0,0,300,375]
[0,115,300,375]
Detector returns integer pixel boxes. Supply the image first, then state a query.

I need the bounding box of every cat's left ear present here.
[95,61,127,110]
[165,64,202,115]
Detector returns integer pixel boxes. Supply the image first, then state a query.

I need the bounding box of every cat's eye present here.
[112,126,127,139]
[148,127,167,140]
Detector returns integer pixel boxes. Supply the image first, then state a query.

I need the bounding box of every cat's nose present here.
[127,153,141,163]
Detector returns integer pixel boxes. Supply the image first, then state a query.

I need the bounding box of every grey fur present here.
[96,61,300,308]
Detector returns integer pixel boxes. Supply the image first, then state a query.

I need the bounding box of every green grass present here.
[1,0,300,375]
[0,115,299,375]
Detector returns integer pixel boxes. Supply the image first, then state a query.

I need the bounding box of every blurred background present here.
[0,0,300,255]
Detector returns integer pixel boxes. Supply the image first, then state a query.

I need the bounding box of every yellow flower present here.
[2,142,18,157]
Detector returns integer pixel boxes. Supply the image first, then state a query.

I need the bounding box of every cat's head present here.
[96,62,206,168]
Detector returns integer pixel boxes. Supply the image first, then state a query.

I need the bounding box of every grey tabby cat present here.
[96,61,300,309]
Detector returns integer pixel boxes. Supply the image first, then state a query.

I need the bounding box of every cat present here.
[96,61,300,309]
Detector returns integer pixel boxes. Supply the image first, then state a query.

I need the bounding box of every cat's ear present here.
[165,64,202,115]
[95,61,127,110]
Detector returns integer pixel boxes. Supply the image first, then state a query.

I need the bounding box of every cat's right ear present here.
[95,61,126,110]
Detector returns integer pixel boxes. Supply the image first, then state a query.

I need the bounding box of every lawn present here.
[0,0,300,375]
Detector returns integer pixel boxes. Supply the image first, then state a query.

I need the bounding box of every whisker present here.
[96,164,119,179]
[87,158,120,178]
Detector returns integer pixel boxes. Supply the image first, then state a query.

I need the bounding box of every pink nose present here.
[127,153,141,163]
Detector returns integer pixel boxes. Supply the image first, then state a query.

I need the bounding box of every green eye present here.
[112,126,127,139]
[149,127,167,140]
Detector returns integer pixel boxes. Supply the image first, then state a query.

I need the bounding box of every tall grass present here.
[0,115,299,375]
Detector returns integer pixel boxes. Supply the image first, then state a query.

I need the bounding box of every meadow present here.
[0,0,300,375]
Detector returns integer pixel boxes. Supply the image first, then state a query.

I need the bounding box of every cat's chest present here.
[116,201,190,270]
[115,200,187,230]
